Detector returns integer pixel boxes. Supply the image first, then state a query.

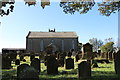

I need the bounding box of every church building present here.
[26,29,79,53]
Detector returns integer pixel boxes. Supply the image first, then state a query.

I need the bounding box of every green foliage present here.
[98,2,120,16]
[60,1,95,14]
[100,42,114,53]
[0,0,120,16]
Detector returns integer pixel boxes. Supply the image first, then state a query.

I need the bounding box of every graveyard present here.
[2,56,118,80]
[0,1,118,80]
[1,43,120,80]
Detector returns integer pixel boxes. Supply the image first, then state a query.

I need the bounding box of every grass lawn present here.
[1,56,119,80]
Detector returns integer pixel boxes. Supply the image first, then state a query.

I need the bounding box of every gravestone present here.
[9,52,17,61]
[106,52,109,59]
[17,64,39,80]
[46,44,53,54]
[17,64,30,79]
[98,50,101,56]
[91,52,97,59]
[75,53,79,62]
[114,50,120,75]
[31,58,41,73]
[46,55,58,74]
[83,43,92,53]
[83,43,93,60]
[101,52,106,58]
[57,52,60,59]
[20,55,24,61]
[15,59,20,65]
[30,55,35,61]
[65,58,74,69]
[2,56,12,69]
[58,53,65,67]
[44,55,48,66]
[78,61,91,78]
[23,59,26,62]
[113,52,116,60]
[58,58,64,67]
[67,52,72,57]
[108,51,113,60]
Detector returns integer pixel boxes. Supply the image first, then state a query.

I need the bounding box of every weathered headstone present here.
[67,52,72,57]
[31,58,41,73]
[20,55,24,61]
[83,43,93,60]
[46,55,58,74]
[98,50,101,56]
[15,59,20,65]
[65,58,74,69]
[30,55,35,61]
[10,52,17,61]
[17,64,30,79]
[58,58,64,67]
[75,53,79,62]
[91,52,97,59]
[57,52,60,60]
[46,44,53,54]
[58,53,65,67]
[23,59,26,62]
[114,50,120,75]
[44,55,48,66]
[17,64,39,80]
[2,56,12,69]
[83,43,92,53]
[78,61,91,78]
[108,51,113,60]
[106,52,109,59]
[101,52,106,58]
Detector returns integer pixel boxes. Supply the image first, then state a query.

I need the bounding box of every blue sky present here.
[0,2,118,52]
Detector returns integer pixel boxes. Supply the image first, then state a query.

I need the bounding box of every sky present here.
[0,2,118,52]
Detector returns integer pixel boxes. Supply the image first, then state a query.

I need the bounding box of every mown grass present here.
[1,56,119,80]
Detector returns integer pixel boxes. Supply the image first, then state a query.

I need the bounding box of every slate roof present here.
[2,48,26,50]
[27,31,78,38]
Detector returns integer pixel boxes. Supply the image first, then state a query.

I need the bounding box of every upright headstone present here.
[98,50,101,56]
[67,52,72,57]
[78,61,91,78]
[57,52,60,60]
[20,55,24,61]
[114,50,120,75]
[65,58,74,69]
[44,55,48,66]
[2,56,12,69]
[30,55,35,61]
[17,64,30,79]
[46,55,58,74]
[83,43,92,53]
[17,64,39,80]
[58,53,65,67]
[108,51,113,60]
[31,58,41,73]
[106,52,109,59]
[10,52,17,61]
[46,44,53,54]
[83,43,93,60]
[15,59,20,65]
[101,52,106,58]
[78,51,82,59]
[75,53,79,62]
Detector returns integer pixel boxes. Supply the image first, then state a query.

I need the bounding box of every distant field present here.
[1,56,119,80]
